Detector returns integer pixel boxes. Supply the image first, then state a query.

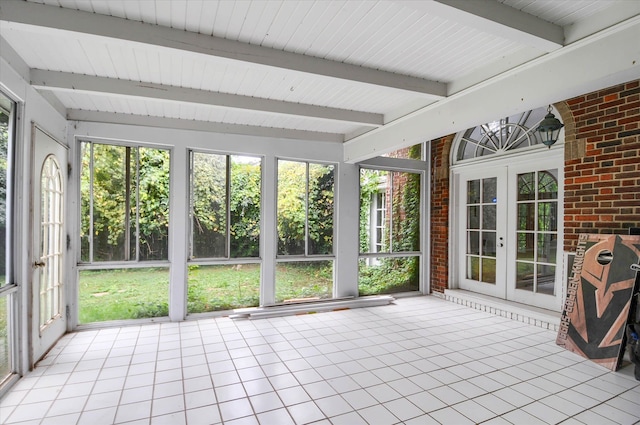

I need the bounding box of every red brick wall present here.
[562,80,640,250]
[430,135,452,294]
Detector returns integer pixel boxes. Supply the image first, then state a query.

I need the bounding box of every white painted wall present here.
[1,50,68,373]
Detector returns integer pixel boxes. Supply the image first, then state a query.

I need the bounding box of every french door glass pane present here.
[467,206,479,228]
[467,180,480,203]
[538,170,558,199]
[467,257,479,280]
[518,172,535,201]
[467,231,479,255]
[537,265,556,295]
[539,202,557,231]
[538,233,557,264]
[482,232,497,257]
[482,205,496,229]
[517,232,535,260]
[482,178,496,203]
[518,203,535,230]
[482,258,496,283]
[516,262,535,291]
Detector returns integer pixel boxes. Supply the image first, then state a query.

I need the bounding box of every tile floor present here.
[1,296,639,425]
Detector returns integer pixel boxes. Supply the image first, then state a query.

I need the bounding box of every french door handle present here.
[34,260,46,268]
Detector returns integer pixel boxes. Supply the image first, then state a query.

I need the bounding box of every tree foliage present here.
[277,161,334,256]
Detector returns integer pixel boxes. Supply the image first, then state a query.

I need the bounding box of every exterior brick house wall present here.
[561,80,640,250]
[428,79,640,294]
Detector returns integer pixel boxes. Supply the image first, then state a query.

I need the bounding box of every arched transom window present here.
[454,106,554,163]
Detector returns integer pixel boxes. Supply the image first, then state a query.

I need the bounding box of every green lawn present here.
[79,263,334,323]
[79,268,170,323]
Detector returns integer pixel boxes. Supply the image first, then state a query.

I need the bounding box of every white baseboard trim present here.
[443,289,561,332]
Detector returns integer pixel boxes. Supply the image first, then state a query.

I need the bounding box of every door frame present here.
[450,148,565,311]
[29,123,68,366]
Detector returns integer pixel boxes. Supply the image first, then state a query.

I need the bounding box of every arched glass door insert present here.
[39,155,64,329]
[451,106,564,311]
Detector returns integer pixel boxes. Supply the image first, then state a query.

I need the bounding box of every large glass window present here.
[80,142,170,262]
[359,168,421,295]
[79,141,170,323]
[190,153,260,259]
[188,152,261,313]
[276,160,334,303]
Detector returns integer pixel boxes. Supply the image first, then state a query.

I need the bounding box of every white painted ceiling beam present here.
[344,17,640,163]
[30,70,383,127]
[67,110,343,143]
[398,0,563,52]
[0,0,447,98]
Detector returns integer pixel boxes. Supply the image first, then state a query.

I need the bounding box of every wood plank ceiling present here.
[1,0,639,161]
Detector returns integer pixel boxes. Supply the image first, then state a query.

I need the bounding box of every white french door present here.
[31,126,67,363]
[457,168,508,299]
[455,151,564,311]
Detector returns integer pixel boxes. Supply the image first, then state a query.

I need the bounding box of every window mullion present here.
[124,147,131,261]
[389,172,394,253]
[305,162,310,257]
[188,151,194,260]
[89,143,94,264]
[135,148,140,262]
[226,156,231,259]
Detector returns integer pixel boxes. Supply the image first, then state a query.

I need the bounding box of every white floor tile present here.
[314,394,352,417]
[257,408,295,425]
[185,404,222,425]
[329,411,368,425]
[249,391,284,413]
[218,397,254,422]
[453,399,497,423]
[287,400,325,425]
[114,399,152,424]
[429,406,475,425]
[383,397,423,421]
[357,404,399,425]
[277,386,311,406]
[215,383,247,403]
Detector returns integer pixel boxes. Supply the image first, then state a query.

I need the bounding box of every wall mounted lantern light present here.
[537,105,564,148]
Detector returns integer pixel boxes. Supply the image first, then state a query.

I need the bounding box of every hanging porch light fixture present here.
[536,105,564,148]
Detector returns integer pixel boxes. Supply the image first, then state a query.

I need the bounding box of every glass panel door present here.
[457,168,507,298]
[507,165,563,310]
[32,126,67,363]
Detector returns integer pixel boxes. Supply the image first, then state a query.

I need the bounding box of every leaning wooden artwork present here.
[557,233,640,371]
